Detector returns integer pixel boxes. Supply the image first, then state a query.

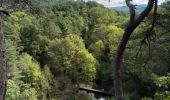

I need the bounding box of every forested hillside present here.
[1,0,170,100]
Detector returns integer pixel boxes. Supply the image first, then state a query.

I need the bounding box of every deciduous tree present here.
[113,0,157,100]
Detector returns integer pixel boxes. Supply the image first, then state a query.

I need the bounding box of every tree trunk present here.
[0,13,6,100]
[114,28,134,100]
[113,0,156,100]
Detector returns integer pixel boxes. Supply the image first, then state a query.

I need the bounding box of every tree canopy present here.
[1,0,170,100]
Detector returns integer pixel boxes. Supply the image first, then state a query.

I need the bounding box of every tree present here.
[48,34,96,84]
[19,53,50,99]
[113,0,157,100]
[0,6,10,99]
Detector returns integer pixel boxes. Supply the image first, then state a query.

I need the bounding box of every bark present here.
[0,13,6,100]
[113,0,156,100]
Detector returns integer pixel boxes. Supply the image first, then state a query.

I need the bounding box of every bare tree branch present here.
[113,0,156,100]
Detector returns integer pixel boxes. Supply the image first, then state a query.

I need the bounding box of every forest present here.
[0,0,170,100]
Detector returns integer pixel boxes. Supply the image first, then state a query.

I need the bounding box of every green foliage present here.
[88,7,117,25]
[6,80,20,100]
[141,97,153,100]
[89,40,104,59]
[90,24,122,43]
[122,1,170,99]
[5,39,22,81]
[6,80,38,100]
[19,53,50,98]
[155,73,170,88]
[154,91,170,100]
[19,84,38,100]
[4,0,170,100]
[48,34,96,83]
[19,53,42,84]
[75,91,94,100]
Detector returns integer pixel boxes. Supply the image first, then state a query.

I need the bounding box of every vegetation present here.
[1,0,170,100]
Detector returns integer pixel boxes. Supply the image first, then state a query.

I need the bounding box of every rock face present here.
[0,14,6,100]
